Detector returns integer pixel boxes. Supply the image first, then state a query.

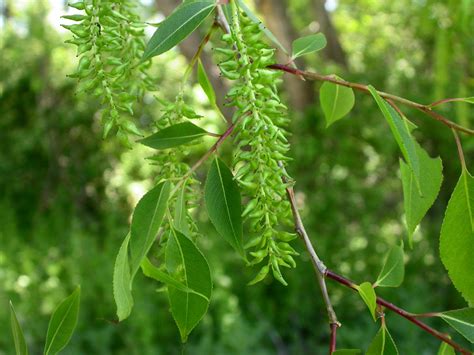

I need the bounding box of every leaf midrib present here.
[45,295,77,355]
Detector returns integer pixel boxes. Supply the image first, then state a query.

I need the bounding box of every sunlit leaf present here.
[174,184,190,235]
[113,233,133,321]
[439,169,474,305]
[439,308,474,343]
[130,182,170,277]
[198,59,216,105]
[166,230,212,342]
[142,2,215,61]
[320,81,355,127]
[44,287,80,355]
[10,302,28,355]
[437,341,456,355]
[291,33,327,59]
[368,85,420,190]
[205,158,244,257]
[374,244,405,288]
[139,122,208,150]
[356,281,377,320]
[400,143,443,246]
[366,324,399,355]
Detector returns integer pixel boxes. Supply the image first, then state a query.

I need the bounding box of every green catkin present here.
[64,0,154,147]
[219,7,297,285]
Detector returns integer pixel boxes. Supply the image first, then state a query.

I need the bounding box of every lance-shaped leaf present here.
[236,0,289,55]
[166,230,212,342]
[400,143,443,246]
[356,282,377,320]
[320,81,355,127]
[366,324,399,355]
[437,341,455,355]
[174,184,190,235]
[139,122,208,150]
[291,33,327,59]
[439,169,474,305]
[44,287,80,355]
[10,302,28,355]
[129,182,170,276]
[374,244,405,288]
[142,2,215,61]
[368,85,420,189]
[438,308,474,343]
[205,158,244,257]
[113,233,133,321]
[198,59,216,106]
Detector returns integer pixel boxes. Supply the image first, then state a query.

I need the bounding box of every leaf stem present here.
[452,129,467,171]
[268,64,474,136]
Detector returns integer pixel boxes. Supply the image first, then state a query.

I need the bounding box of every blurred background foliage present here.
[0,0,473,353]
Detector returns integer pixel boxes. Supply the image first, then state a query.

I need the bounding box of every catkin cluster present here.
[218,9,297,285]
[63,0,153,146]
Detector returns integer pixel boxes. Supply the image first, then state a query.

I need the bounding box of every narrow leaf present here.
[374,244,405,288]
[320,81,355,127]
[437,341,456,355]
[44,287,80,355]
[368,85,420,189]
[10,302,28,355]
[439,169,474,305]
[142,2,215,61]
[205,158,244,257]
[439,308,474,343]
[174,184,190,235]
[400,143,443,246]
[139,122,208,150]
[166,230,212,342]
[356,282,377,320]
[198,59,216,106]
[236,0,289,54]
[367,325,399,355]
[291,33,327,59]
[130,181,170,277]
[113,233,133,321]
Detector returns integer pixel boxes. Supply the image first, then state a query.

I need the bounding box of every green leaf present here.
[113,233,133,321]
[356,281,377,320]
[139,122,208,150]
[130,182,170,277]
[439,308,474,343]
[461,97,474,104]
[333,350,362,355]
[10,302,28,355]
[166,230,212,342]
[44,287,80,355]
[374,244,405,288]
[368,85,420,189]
[366,324,399,355]
[174,184,190,235]
[291,33,327,59]
[439,169,474,305]
[198,59,216,106]
[236,0,289,55]
[400,143,443,246]
[205,158,244,257]
[320,81,355,127]
[142,2,216,61]
[437,341,456,355]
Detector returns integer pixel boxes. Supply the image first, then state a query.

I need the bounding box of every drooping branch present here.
[268,64,474,136]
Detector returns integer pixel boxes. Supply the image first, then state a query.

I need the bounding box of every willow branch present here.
[268,64,474,136]
[325,270,472,354]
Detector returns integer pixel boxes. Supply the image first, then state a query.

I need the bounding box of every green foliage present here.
[166,230,212,342]
[113,233,133,321]
[291,33,327,60]
[400,144,443,246]
[205,158,245,257]
[44,287,81,355]
[366,323,399,354]
[10,302,28,355]
[374,244,404,288]
[142,1,215,61]
[439,308,474,343]
[139,122,209,150]
[439,169,474,305]
[320,81,355,127]
[437,342,455,355]
[333,350,361,354]
[356,282,377,320]
[198,59,217,107]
